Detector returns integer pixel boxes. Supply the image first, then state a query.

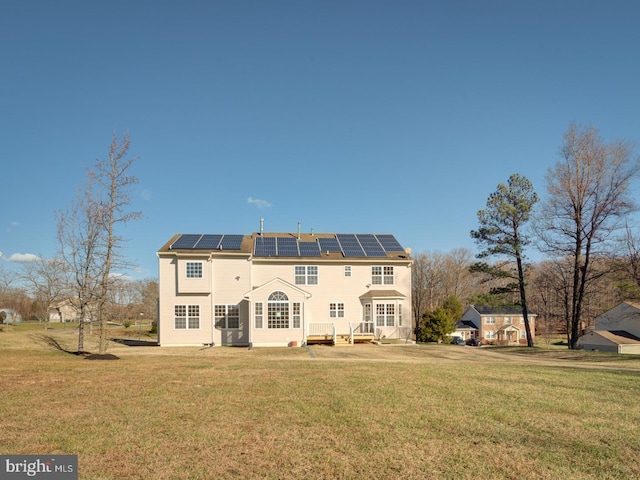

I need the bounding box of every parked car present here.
[452,337,466,345]
[466,338,482,346]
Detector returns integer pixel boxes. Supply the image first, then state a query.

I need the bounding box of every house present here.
[48,299,97,323]
[0,308,22,324]
[577,302,640,354]
[49,299,79,323]
[157,230,413,347]
[458,305,536,345]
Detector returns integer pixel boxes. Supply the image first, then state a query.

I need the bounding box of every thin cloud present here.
[7,253,40,263]
[247,197,272,209]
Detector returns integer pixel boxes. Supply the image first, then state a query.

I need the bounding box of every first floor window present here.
[186,261,203,279]
[215,304,239,329]
[398,304,403,326]
[485,330,496,339]
[520,330,527,339]
[268,291,289,329]
[329,303,345,318]
[364,304,372,323]
[293,302,301,329]
[376,303,395,327]
[175,304,200,329]
[255,302,263,329]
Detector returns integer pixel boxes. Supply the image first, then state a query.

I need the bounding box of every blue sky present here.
[2,0,640,280]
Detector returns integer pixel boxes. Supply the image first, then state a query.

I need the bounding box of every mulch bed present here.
[84,353,120,360]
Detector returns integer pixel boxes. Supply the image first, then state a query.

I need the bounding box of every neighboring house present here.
[459,305,536,345]
[48,299,81,323]
[0,308,22,324]
[157,231,413,347]
[452,320,478,341]
[577,302,640,354]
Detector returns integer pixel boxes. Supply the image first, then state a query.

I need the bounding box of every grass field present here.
[1,323,640,479]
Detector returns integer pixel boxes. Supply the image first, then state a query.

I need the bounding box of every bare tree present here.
[57,178,104,352]
[441,248,477,301]
[536,123,639,348]
[92,132,142,354]
[411,252,446,334]
[57,131,141,354]
[19,256,68,329]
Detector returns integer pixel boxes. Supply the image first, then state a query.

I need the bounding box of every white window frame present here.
[484,316,496,325]
[174,304,200,329]
[292,302,301,329]
[185,261,203,279]
[376,303,395,327]
[329,303,345,318]
[504,316,512,324]
[215,304,240,329]
[255,302,263,329]
[268,291,289,329]
[371,266,394,285]
[520,329,527,339]
[485,330,497,339]
[294,265,318,285]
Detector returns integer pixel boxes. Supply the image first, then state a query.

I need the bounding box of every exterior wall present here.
[461,307,536,344]
[159,254,253,346]
[619,344,640,354]
[250,260,411,339]
[577,332,619,353]
[158,246,412,347]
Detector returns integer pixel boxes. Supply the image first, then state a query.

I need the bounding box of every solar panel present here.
[356,234,387,257]
[170,234,201,249]
[254,236,276,256]
[336,234,366,257]
[194,234,223,249]
[276,237,300,256]
[219,234,244,250]
[298,241,321,257]
[318,237,342,253]
[376,234,404,252]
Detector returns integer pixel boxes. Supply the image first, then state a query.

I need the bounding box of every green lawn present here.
[1,324,639,479]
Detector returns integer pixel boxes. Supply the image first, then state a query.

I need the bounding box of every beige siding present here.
[158,245,412,347]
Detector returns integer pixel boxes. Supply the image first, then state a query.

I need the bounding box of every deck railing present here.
[375,326,413,341]
[306,322,336,344]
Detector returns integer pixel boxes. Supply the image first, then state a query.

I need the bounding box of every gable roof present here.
[598,330,640,344]
[455,320,478,330]
[243,278,312,300]
[359,290,405,300]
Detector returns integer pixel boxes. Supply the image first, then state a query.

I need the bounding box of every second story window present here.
[372,266,394,285]
[295,265,318,285]
[186,261,203,279]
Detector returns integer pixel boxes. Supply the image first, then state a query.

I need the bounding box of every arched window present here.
[268,291,289,328]
[269,291,288,302]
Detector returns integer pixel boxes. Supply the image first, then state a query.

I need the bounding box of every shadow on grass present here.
[33,334,89,356]
[110,338,158,347]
